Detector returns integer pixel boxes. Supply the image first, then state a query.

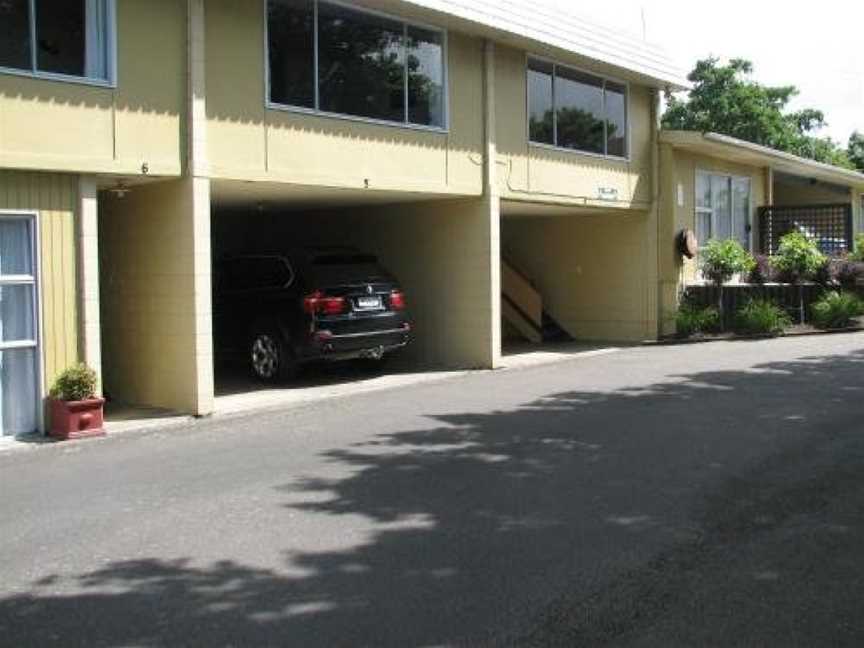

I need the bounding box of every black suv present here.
[213,248,411,382]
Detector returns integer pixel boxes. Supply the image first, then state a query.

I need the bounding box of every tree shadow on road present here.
[3,348,864,646]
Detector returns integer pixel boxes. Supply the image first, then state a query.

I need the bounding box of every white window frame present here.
[695,169,753,251]
[0,210,44,437]
[264,0,450,133]
[526,54,631,161]
[0,0,118,88]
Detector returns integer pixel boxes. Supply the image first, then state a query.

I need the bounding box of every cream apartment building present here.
[0,0,691,435]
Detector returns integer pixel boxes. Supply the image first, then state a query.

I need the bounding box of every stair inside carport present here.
[502,258,572,344]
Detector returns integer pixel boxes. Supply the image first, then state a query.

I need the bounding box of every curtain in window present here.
[0,350,37,436]
[731,178,751,250]
[84,0,108,80]
[0,219,32,276]
[0,218,37,437]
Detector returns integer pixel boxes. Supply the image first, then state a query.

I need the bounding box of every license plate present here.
[356,296,383,310]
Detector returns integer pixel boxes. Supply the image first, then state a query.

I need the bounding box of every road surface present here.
[2,333,863,646]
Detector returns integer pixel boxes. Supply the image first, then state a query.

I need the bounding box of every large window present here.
[527,58,628,158]
[695,171,752,250]
[268,0,446,129]
[0,0,114,83]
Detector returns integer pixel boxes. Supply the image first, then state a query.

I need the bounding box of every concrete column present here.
[187,0,209,177]
[186,0,214,414]
[645,88,661,340]
[100,178,213,415]
[97,1,213,416]
[77,176,103,392]
[483,40,502,368]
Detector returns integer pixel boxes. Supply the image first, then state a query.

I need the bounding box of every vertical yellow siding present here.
[0,171,79,392]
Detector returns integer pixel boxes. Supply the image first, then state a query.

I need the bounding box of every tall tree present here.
[663,58,854,170]
[848,131,864,172]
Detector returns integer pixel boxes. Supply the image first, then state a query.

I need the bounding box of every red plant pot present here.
[49,398,106,440]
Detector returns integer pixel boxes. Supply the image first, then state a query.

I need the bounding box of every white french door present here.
[0,214,40,437]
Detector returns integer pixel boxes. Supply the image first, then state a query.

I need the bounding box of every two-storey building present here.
[0,0,688,435]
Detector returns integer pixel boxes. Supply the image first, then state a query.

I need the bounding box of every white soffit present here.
[400,0,690,89]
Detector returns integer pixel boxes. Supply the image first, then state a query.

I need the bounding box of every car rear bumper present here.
[300,326,411,362]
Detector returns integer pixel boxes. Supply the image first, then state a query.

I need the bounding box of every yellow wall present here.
[0,171,79,392]
[502,211,658,342]
[0,0,185,177]
[100,178,214,414]
[657,146,767,334]
[773,179,852,206]
[204,0,484,196]
[494,45,655,210]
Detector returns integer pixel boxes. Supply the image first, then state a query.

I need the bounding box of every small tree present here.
[849,233,864,263]
[772,232,826,323]
[700,239,755,329]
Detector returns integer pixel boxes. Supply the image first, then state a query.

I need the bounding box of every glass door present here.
[0,215,39,437]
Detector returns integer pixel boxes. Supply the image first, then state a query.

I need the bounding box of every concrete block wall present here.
[502,211,658,342]
[100,178,214,415]
[353,198,501,369]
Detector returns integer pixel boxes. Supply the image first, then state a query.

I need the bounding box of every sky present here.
[537,0,863,145]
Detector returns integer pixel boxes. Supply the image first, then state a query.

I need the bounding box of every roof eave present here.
[660,130,864,189]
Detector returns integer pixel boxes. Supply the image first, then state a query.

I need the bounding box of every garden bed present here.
[655,318,864,346]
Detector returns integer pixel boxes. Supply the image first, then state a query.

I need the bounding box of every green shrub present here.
[734,299,791,336]
[676,304,720,337]
[700,239,756,285]
[772,232,826,282]
[49,363,99,402]
[810,291,864,329]
[850,233,864,262]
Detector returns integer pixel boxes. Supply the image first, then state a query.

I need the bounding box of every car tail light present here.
[304,291,346,316]
[390,290,406,311]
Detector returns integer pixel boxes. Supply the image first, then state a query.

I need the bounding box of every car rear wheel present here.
[250,329,296,382]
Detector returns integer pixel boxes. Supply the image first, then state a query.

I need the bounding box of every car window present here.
[220,257,293,291]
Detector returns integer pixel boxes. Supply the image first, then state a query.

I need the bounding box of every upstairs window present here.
[268,0,446,129]
[0,0,113,83]
[528,58,628,158]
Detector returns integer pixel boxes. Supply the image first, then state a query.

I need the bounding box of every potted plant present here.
[49,363,105,440]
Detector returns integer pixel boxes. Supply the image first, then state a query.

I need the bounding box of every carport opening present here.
[500,200,662,347]
[500,210,574,354]
[209,181,486,407]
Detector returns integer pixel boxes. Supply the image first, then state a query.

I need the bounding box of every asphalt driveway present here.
[2,333,864,646]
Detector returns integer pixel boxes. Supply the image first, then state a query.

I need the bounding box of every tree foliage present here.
[848,131,864,172]
[700,239,756,287]
[663,58,855,170]
[772,232,827,283]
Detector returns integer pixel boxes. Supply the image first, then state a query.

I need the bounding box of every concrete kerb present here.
[650,325,864,347]
[0,344,623,455]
